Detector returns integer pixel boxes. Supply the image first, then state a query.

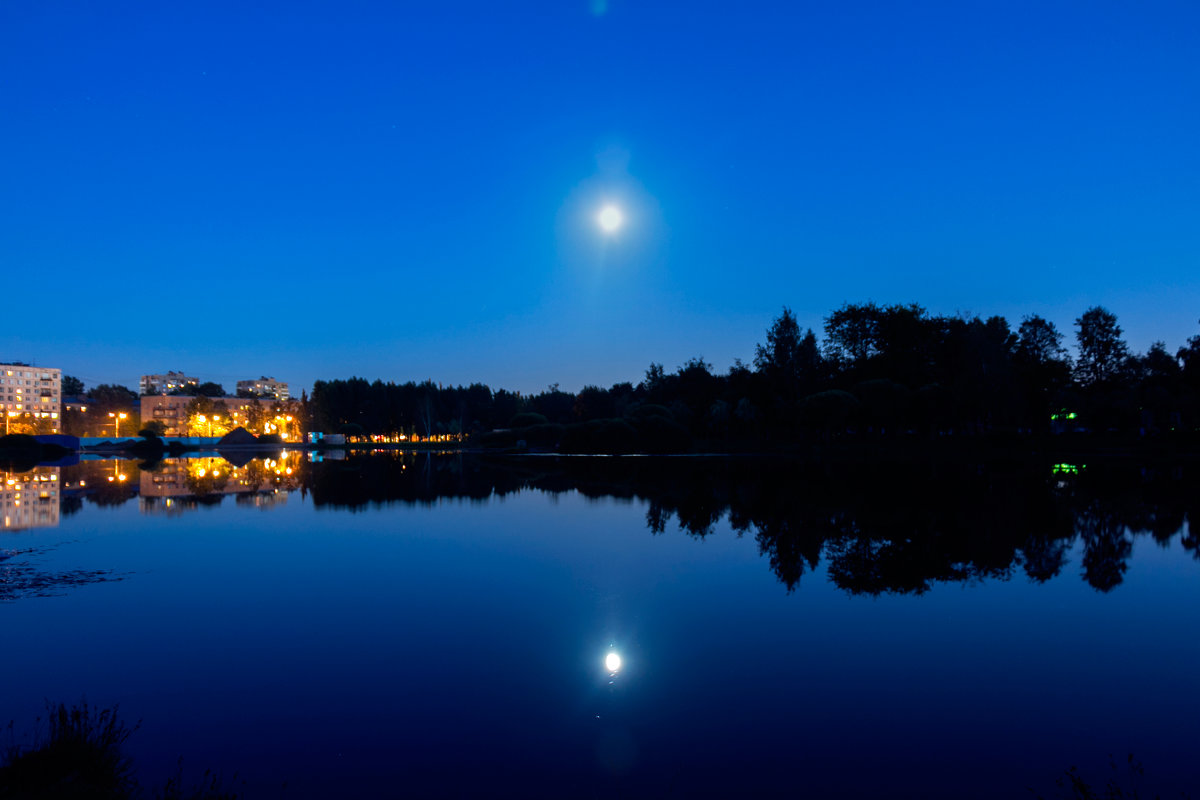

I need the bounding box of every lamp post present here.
[108,411,127,439]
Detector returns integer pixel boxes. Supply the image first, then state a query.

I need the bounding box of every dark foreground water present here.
[2,452,1199,798]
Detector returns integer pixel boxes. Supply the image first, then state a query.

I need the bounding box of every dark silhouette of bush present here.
[476,429,519,448]
[521,423,564,447]
[854,379,911,433]
[509,412,548,429]
[627,403,674,420]
[0,433,40,451]
[139,421,167,437]
[798,390,860,434]
[559,420,603,453]
[0,703,241,799]
[632,414,692,453]
[559,418,639,453]
[0,702,136,799]
[599,419,638,453]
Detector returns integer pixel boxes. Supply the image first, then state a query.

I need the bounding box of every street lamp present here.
[108,411,127,439]
[4,411,17,435]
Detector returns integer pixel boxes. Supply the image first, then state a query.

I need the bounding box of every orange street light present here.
[108,411,128,438]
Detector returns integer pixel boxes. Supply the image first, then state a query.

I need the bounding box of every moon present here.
[597,205,623,233]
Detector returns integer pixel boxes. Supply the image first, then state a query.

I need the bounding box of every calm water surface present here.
[2,453,1198,798]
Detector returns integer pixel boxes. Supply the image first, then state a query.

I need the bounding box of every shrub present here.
[0,433,40,450]
[521,423,564,447]
[627,403,674,420]
[0,702,137,799]
[633,415,692,453]
[509,412,548,429]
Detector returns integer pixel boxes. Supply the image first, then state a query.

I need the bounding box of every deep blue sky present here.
[3,1,1198,395]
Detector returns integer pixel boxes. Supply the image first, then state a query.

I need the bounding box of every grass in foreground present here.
[0,703,239,800]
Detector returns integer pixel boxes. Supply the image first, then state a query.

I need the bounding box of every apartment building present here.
[140,371,199,396]
[0,362,61,434]
[141,395,204,436]
[236,376,290,401]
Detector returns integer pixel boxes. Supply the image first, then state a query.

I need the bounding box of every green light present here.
[1052,463,1081,475]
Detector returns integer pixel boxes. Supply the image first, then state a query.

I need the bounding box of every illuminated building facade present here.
[140,395,193,435]
[140,371,199,396]
[1,466,61,530]
[236,376,290,401]
[0,362,61,434]
[141,395,301,440]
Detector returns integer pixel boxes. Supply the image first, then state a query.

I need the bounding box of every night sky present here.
[3,1,1198,395]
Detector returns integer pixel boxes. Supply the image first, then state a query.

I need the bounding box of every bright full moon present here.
[605,652,622,673]
[597,205,623,232]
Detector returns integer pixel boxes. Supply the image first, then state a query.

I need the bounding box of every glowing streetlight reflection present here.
[605,651,622,673]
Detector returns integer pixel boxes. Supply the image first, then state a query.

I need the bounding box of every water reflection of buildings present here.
[1,466,61,531]
[138,455,302,515]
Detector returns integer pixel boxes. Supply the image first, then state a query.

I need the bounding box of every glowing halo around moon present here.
[605,651,623,673]
[597,204,623,233]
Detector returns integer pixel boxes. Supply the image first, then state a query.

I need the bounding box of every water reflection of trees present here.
[45,453,1200,594]
[304,454,1200,595]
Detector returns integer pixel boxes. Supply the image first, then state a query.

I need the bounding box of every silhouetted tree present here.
[824,301,883,367]
[90,384,138,411]
[1017,315,1070,366]
[574,385,614,421]
[1015,315,1072,431]
[1178,320,1200,382]
[1074,306,1129,387]
[642,363,667,402]
[756,307,821,383]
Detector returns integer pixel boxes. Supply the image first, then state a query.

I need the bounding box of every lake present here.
[2,452,1198,798]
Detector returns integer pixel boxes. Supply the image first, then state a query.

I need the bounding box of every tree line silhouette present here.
[307,303,1200,450]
